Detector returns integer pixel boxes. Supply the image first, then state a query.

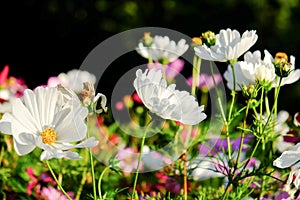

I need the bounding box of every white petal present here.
[0,113,13,134]
[40,149,81,160]
[134,69,207,125]
[12,98,40,134]
[13,137,35,156]
[273,150,300,168]
[55,103,88,143]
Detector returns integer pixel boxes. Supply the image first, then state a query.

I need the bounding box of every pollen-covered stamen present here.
[41,128,56,144]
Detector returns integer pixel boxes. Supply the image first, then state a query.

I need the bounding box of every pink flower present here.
[0,65,9,85]
[132,92,143,104]
[116,147,143,174]
[148,58,184,80]
[47,76,61,88]
[41,186,74,200]
[115,101,125,110]
[187,73,222,91]
[26,167,56,197]
[165,177,181,194]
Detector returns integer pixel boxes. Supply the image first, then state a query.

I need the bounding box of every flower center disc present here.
[41,128,56,144]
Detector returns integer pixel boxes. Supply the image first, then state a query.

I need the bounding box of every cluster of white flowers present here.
[136,34,189,64]
[223,50,300,90]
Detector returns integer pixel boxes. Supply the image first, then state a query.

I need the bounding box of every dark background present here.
[0,0,299,112]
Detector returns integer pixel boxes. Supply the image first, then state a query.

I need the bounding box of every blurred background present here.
[0,0,299,112]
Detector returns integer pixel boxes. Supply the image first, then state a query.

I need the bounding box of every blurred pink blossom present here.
[148,58,184,80]
[187,73,222,91]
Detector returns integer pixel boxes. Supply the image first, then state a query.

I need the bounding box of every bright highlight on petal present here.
[133,68,207,125]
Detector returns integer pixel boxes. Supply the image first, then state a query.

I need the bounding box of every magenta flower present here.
[0,65,27,102]
[187,73,222,91]
[165,177,181,194]
[0,65,9,85]
[26,167,56,197]
[148,58,184,80]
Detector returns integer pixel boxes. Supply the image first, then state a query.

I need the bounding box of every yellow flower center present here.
[41,128,56,144]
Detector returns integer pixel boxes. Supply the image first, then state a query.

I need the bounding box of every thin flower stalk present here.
[131,126,150,200]
[98,165,111,199]
[45,160,73,200]
[236,100,251,167]
[87,115,98,200]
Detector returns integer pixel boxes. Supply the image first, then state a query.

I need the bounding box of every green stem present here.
[210,62,232,160]
[191,55,201,96]
[273,77,282,132]
[89,145,97,200]
[0,145,4,166]
[236,101,251,167]
[131,127,149,199]
[262,78,282,136]
[98,165,111,199]
[226,63,237,160]
[265,93,270,116]
[46,160,72,200]
[87,116,97,200]
[147,48,153,68]
[241,139,261,173]
[259,87,265,150]
[75,146,89,200]
[228,63,237,120]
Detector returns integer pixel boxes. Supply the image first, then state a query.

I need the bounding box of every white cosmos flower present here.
[136,35,189,63]
[224,50,276,90]
[224,50,300,91]
[0,86,98,160]
[48,69,97,93]
[194,28,258,62]
[133,68,207,125]
[273,142,300,189]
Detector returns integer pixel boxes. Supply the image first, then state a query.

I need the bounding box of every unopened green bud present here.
[201,31,216,47]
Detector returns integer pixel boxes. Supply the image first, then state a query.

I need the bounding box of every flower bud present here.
[78,82,107,114]
[140,32,153,47]
[273,52,293,77]
[191,37,202,47]
[242,84,258,99]
[201,31,216,47]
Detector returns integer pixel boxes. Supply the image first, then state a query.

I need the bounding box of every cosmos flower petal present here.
[12,98,40,134]
[194,28,258,62]
[280,69,300,86]
[0,113,13,134]
[40,149,81,160]
[136,35,188,63]
[55,102,88,143]
[134,68,207,125]
[273,143,300,168]
[52,137,98,150]
[0,86,92,160]
[13,135,36,156]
